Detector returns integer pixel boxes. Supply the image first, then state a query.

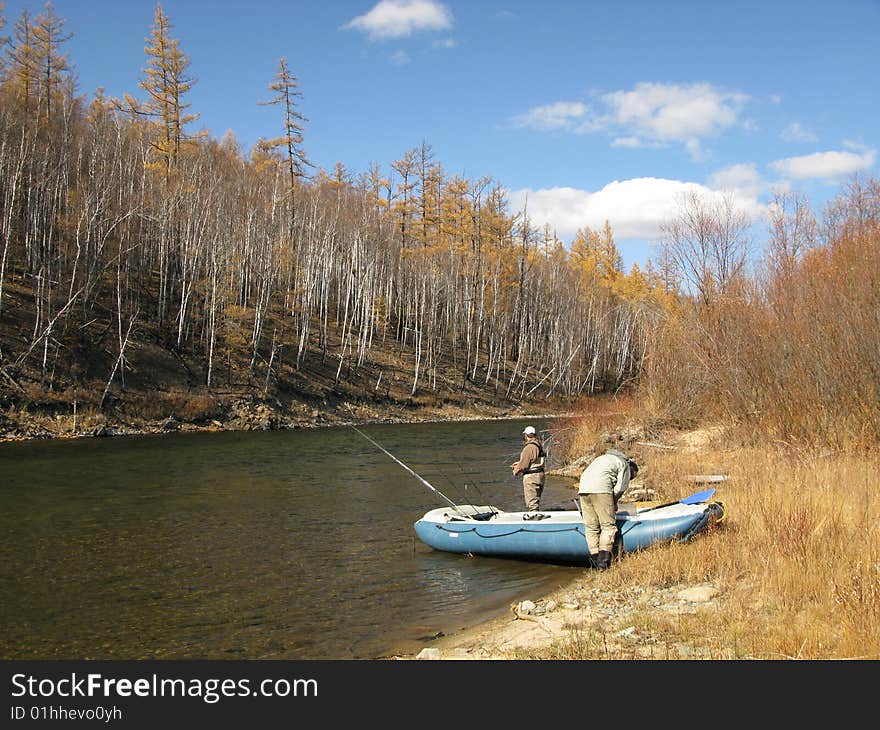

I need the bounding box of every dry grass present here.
[548,392,645,463]
[535,415,880,660]
[131,392,221,422]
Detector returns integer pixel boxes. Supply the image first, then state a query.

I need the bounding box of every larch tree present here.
[31,0,72,126]
[391,147,418,252]
[257,57,311,200]
[122,3,200,182]
[6,8,39,118]
[256,56,310,338]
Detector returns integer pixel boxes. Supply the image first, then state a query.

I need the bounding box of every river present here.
[0,417,583,659]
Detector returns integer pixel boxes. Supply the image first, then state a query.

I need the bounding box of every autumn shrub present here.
[548,392,639,463]
[642,177,880,450]
[752,219,880,449]
[18,383,88,414]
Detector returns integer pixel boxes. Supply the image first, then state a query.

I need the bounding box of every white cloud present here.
[602,83,748,144]
[432,38,457,49]
[390,50,411,65]
[781,122,818,144]
[511,82,750,158]
[508,177,763,242]
[769,148,876,180]
[342,0,453,41]
[512,101,588,131]
[685,138,705,161]
[710,163,763,198]
[611,136,644,148]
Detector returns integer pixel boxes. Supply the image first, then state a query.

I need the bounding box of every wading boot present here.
[596,550,612,570]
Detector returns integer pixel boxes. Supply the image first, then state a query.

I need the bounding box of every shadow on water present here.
[0,417,581,659]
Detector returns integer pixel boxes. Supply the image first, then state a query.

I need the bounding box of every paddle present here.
[681,487,716,504]
[636,487,717,513]
[617,487,721,542]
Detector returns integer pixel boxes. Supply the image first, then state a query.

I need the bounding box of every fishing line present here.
[430,459,496,516]
[450,460,496,515]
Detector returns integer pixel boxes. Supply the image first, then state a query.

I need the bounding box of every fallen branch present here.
[0,367,25,392]
[14,286,85,369]
[512,606,554,633]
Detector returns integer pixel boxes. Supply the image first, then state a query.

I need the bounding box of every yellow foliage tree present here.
[6,7,39,116]
[31,0,71,126]
[570,221,623,295]
[440,175,472,255]
[391,148,418,250]
[0,3,8,79]
[120,3,202,182]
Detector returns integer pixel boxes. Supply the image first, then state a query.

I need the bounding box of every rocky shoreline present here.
[0,395,576,444]
[389,576,723,661]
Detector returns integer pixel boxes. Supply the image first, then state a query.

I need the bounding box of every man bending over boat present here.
[511,426,546,512]
[578,448,638,570]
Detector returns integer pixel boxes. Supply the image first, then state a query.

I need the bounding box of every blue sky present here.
[3,0,878,270]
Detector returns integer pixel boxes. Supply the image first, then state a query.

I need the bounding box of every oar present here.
[618,487,720,540]
[681,487,716,504]
[636,487,717,513]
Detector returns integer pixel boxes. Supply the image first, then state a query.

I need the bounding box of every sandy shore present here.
[388,566,723,660]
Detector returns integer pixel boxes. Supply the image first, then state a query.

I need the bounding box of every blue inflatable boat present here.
[413,489,725,565]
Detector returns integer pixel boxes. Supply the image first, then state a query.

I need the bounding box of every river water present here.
[0,417,583,659]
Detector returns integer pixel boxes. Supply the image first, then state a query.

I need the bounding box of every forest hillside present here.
[1,3,878,452]
[0,3,664,439]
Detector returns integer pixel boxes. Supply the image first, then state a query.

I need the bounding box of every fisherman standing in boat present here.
[578,448,638,570]
[511,426,546,512]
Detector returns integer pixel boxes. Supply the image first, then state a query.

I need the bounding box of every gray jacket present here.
[577,450,631,499]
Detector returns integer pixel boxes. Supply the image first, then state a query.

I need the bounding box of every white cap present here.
[522,426,537,435]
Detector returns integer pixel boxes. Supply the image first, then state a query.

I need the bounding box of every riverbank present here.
[0,387,577,444]
[0,274,590,445]
[386,568,724,660]
[1,316,584,444]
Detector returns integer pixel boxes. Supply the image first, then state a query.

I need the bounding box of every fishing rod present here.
[347,422,466,516]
